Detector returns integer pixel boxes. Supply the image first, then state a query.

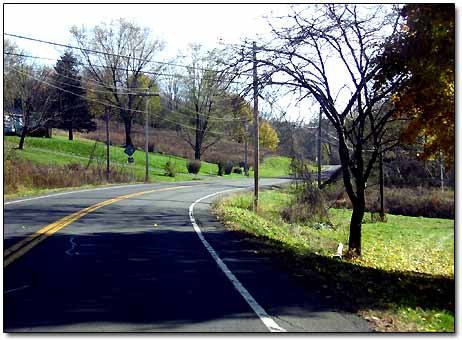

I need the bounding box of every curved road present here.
[4,176,369,332]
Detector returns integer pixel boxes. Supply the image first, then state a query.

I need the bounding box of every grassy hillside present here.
[4,135,293,197]
[5,135,221,180]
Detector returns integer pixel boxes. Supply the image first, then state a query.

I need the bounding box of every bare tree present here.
[231,4,404,256]
[70,18,164,146]
[175,45,234,160]
[11,65,56,149]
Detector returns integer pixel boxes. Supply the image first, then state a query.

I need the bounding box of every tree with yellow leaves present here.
[259,121,279,152]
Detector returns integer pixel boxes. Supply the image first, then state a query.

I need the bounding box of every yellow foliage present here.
[259,121,279,151]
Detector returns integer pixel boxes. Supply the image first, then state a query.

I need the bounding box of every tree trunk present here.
[18,126,28,150]
[194,142,201,160]
[348,184,366,257]
[68,128,73,141]
[124,118,133,146]
[194,114,202,160]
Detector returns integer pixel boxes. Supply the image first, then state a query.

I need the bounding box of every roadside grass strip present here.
[4,185,190,268]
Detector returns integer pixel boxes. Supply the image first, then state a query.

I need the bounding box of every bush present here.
[233,167,243,174]
[217,161,224,176]
[164,160,177,177]
[186,160,201,174]
[4,158,132,195]
[325,183,454,219]
[282,173,329,225]
[224,160,233,175]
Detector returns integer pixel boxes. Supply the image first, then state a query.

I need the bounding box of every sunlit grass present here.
[215,188,454,332]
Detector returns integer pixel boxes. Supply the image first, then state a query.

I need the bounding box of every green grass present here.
[253,156,316,178]
[258,156,292,177]
[4,136,293,198]
[5,136,294,182]
[4,135,218,180]
[330,209,454,277]
[215,189,454,332]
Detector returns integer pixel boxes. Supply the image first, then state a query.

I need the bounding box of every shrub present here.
[186,160,201,174]
[283,173,329,225]
[224,160,233,175]
[164,160,177,177]
[4,158,132,195]
[324,183,454,219]
[233,167,243,174]
[217,161,224,176]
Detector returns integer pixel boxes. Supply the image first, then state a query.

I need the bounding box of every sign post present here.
[124,145,136,182]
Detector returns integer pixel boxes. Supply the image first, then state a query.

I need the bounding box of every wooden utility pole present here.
[144,94,150,183]
[379,150,385,220]
[252,42,260,211]
[317,106,322,188]
[136,91,159,183]
[439,151,444,192]
[105,107,110,182]
[244,119,249,176]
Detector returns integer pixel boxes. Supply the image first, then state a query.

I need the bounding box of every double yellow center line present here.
[4,185,190,268]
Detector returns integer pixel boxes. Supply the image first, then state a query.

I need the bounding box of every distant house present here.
[3,110,24,136]
[3,109,53,138]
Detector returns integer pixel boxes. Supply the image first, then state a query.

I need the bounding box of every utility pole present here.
[144,94,150,183]
[317,106,322,188]
[135,91,160,183]
[105,107,111,182]
[439,151,444,192]
[244,119,249,176]
[252,41,260,212]
[379,150,385,221]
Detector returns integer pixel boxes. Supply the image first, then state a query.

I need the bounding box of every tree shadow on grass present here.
[230,230,454,320]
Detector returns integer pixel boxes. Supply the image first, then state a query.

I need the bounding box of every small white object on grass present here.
[334,243,344,258]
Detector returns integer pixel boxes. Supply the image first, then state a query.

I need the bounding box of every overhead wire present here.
[7,62,247,123]
[7,65,241,136]
[4,32,255,77]
[3,51,250,86]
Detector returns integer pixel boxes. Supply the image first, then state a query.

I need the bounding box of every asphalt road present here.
[4,175,369,332]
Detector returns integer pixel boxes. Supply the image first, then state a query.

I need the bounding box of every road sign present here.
[128,156,134,164]
[124,144,136,156]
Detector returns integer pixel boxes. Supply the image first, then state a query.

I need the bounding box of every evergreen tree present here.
[52,51,96,140]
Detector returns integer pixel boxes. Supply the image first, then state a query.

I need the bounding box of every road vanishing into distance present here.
[4,173,369,332]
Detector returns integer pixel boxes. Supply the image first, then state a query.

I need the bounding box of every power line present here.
[8,65,236,137]
[3,51,249,85]
[5,53,249,123]
[6,62,246,123]
[4,32,254,77]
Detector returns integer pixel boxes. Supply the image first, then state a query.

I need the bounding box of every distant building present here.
[3,110,24,136]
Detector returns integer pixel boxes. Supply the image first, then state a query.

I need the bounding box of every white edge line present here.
[4,183,150,205]
[4,285,30,295]
[188,188,287,333]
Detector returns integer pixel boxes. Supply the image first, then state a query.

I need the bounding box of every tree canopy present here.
[376,4,455,166]
[51,51,96,140]
[259,121,279,152]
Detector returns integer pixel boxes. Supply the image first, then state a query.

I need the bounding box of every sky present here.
[4,3,321,121]
[4,4,281,59]
[3,3,423,123]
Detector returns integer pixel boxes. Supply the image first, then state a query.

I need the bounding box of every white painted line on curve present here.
[4,183,149,205]
[189,188,286,333]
